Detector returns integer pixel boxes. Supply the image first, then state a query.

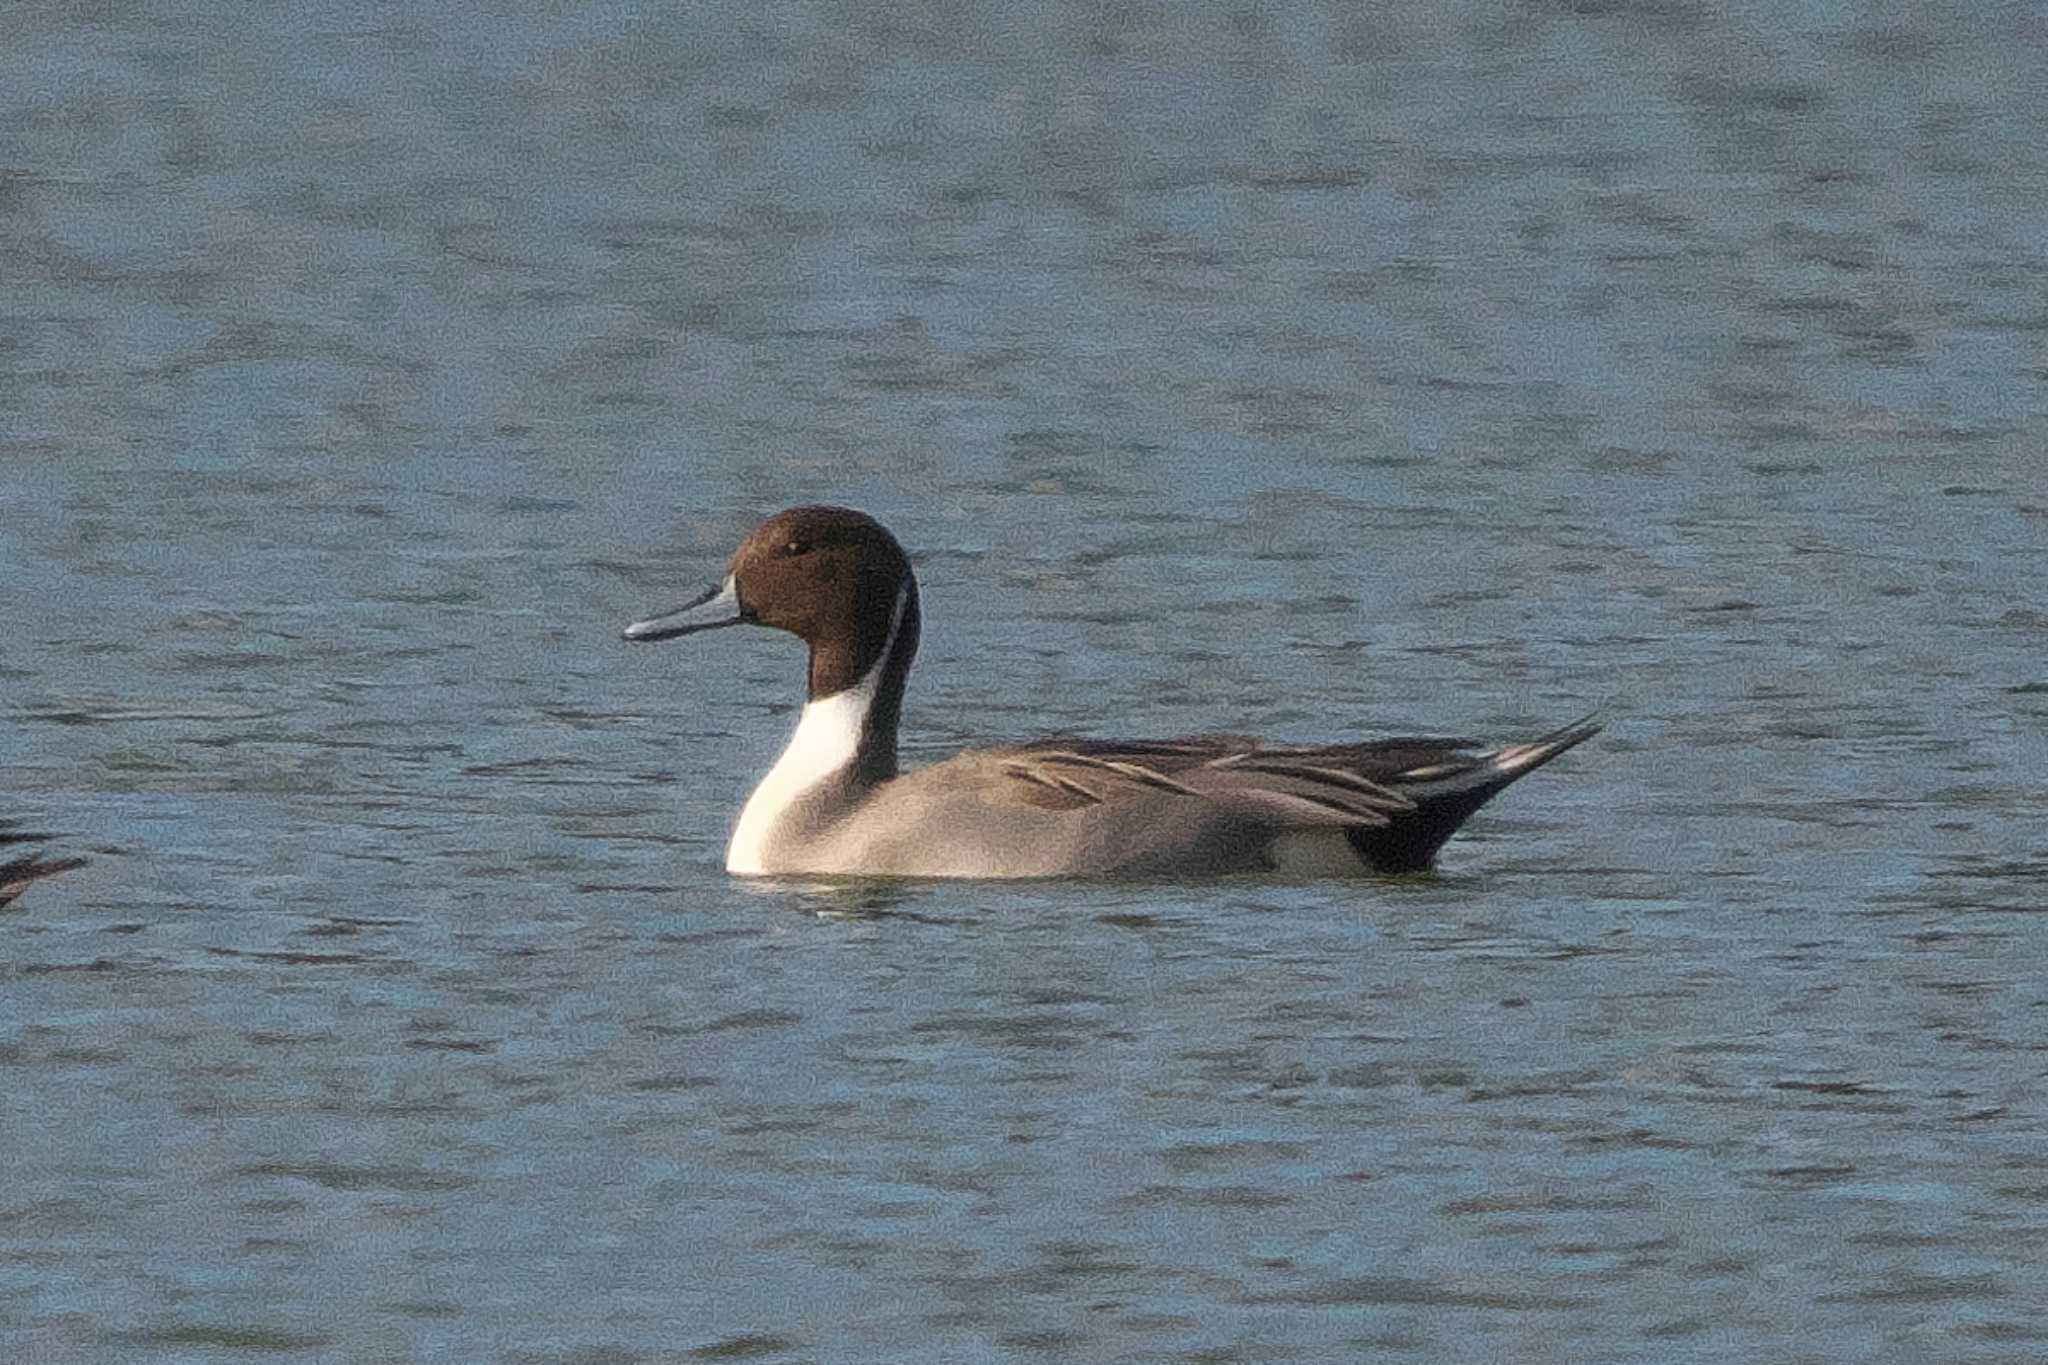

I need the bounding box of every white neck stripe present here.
[726,586,908,874]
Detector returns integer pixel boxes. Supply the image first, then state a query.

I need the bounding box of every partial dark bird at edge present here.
[0,821,87,909]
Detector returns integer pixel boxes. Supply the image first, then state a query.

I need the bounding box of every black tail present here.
[1346,717,1600,872]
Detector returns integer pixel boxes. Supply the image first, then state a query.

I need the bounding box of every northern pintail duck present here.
[624,506,1598,879]
[0,821,86,909]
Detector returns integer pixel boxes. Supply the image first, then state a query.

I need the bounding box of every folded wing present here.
[994,716,1600,871]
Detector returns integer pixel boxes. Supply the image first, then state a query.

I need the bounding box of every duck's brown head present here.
[623,506,920,702]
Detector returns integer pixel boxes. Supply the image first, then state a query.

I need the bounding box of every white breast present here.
[725,589,906,875]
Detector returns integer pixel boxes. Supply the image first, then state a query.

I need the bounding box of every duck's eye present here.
[784,540,812,557]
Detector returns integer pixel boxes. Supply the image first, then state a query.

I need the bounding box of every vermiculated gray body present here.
[623,506,1600,881]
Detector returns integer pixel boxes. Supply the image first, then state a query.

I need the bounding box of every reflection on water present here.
[6,1,2048,1360]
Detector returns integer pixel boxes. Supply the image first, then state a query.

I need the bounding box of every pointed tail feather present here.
[1347,716,1600,872]
[1476,715,1603,780]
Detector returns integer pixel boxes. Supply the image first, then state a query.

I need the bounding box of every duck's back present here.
[804,751,1276,879]
[789,720,1600,879]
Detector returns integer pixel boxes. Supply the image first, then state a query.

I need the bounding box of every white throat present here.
[726,588,908,875]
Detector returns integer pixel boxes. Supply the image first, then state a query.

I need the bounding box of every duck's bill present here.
[623,577,747,642]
